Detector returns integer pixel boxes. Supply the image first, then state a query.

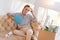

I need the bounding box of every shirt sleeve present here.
[28,14,37,21]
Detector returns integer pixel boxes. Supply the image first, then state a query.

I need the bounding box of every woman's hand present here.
[29,8,34,14]
[29,8,36,19]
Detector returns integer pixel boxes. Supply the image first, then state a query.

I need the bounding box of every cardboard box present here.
[38,30,56,40]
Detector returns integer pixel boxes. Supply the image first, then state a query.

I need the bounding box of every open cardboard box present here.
[38,30,56,40]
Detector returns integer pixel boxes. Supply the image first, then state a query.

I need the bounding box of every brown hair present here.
[24,5,30,8]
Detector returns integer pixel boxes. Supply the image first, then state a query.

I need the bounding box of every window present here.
[48,9,58,25]
[37,7,60,26]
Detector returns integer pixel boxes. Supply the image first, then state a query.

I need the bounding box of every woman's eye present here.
[26,9,27,10]
[26,9,29,11]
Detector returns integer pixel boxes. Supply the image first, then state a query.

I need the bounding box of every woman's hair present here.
[24,5,30,8]
[22,5,30,13]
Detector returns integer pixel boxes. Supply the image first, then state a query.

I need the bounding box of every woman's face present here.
[22,7,31,15]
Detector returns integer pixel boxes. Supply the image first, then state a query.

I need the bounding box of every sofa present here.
[0,13,40,40]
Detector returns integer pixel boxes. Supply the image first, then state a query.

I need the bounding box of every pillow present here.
[14,16,23,24]
[0,14,17,32]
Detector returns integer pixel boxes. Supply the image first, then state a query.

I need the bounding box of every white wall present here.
[0,0,34,16]
[0,0,12,16]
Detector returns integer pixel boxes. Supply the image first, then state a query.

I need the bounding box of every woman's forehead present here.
[25,7,30,9]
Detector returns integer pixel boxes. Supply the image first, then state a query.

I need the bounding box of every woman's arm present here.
[30,8,36,19]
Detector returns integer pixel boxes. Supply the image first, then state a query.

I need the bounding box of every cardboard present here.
[38,30,56,40]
